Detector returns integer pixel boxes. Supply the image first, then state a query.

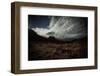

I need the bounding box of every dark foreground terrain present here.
[28,29,88,60]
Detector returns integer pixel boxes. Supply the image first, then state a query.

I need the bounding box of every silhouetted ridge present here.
[28,29,87,43]
[28,29,47,41]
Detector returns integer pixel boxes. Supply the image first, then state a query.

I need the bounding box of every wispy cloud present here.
[31,16,87,41]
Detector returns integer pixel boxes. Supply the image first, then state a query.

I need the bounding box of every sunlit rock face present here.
[32,16,87,41]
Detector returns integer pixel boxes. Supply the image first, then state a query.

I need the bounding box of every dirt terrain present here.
[28,29,88,60]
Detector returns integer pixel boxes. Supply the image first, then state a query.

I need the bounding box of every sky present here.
[28,15,88,41]
[28,15,51,28]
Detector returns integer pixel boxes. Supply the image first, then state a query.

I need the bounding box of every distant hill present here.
[28,29,47,41]
[28,29,66,43]
[28,29,87,43]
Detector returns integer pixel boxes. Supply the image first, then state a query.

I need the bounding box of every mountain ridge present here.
[28,29,87,43]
